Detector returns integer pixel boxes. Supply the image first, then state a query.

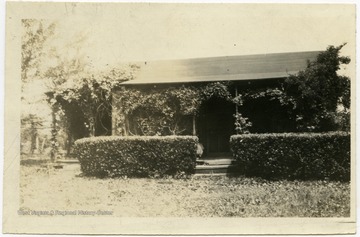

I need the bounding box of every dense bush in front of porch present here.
[230,132,350,181]
[74,136,198,178]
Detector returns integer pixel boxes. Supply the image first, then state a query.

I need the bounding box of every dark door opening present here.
[197,97,235,157]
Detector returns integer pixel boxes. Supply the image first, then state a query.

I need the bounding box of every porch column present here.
[235,86,239,114]
[192,115,196,136]
[124,115,129,136]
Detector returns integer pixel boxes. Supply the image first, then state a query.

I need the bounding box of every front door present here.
[198,98,234,157]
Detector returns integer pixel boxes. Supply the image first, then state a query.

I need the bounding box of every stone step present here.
[195,164,238,174]
[196,158,235,166]
[194,173,229,177]
[56,159,80,164]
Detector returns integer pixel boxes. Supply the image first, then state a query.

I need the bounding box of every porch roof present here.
[121,51,320,85]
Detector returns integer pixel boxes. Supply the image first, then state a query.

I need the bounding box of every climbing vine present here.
[48,64,139,137]
[113,82,234,136]
[233,113,252,134]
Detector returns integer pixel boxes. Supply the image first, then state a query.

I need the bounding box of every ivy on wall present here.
[113,82,235,136]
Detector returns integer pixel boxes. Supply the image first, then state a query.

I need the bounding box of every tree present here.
[21,19,56,85]
[49,64,139,138]
[21,20,57,158]
[21,114,43,154]
[284,44,351,131]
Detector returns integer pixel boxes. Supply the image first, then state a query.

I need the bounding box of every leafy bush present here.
[284,44,350,131]
[74,136,198,178]
[230,132,350,181]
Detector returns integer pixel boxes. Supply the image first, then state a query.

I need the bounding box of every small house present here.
[112,51,319,158]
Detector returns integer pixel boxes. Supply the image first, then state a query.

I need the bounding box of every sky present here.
[52,3,355,71]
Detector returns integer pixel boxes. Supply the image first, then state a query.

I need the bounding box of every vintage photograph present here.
[3,2,356,235]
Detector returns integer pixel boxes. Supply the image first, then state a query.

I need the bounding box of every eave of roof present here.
[121,51,320,85]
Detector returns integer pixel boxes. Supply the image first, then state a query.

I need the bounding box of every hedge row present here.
[74,136,198,178]
[230,132,350,181]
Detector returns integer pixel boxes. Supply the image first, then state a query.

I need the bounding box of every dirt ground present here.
[19,162,350,217]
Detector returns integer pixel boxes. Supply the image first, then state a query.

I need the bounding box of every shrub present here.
[74,136,198,178]
[230,132,350,181]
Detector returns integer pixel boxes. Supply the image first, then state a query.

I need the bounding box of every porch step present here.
[56,159,80,164]
[195,157,239,175]
[196,158,235,166]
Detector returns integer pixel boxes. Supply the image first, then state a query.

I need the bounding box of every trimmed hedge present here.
[74,136,198,178]
[230,132,350,181]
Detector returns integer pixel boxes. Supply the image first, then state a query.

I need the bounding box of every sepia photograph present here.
[3,1,357,235]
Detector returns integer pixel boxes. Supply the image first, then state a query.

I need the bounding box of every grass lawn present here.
[20,161,350,217]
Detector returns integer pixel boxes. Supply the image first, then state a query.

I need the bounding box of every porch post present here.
[235,86,239,114]
[192,115,196,136]
[124,115,129,136]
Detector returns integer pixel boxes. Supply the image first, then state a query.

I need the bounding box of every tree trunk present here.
[29,121,38,154]
[35,136,39,153]
[50,108,57,162]
[40,137,46,154]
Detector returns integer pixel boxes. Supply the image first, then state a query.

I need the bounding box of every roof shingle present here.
[121,51,320,85]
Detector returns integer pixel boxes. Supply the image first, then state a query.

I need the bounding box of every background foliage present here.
[283,44,351,131]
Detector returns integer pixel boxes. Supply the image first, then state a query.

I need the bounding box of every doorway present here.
[197,97,235,158]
